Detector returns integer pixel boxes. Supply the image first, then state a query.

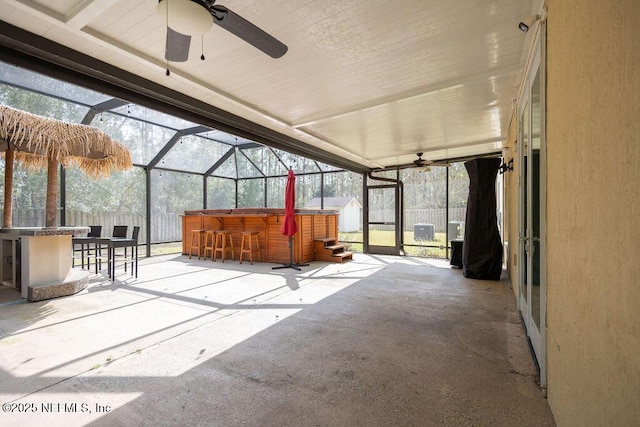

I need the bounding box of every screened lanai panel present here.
[0,162,47,227]
[243,147,288,176]
[296,174,321,207]
[0,83,90,123]
[368,188,392,223]
[324,171,364,234]
[160,134,226,174]
[236,152,263,178]
[324,171,364,206]
[318,162,343,172]
[266,174,321,208]
[0,61,111,106]
[238,178,265,208]
[298,158,322,174]
[402,167,447,257]
[207,177,235,209]
[124,104,199,131]
[66,166,146,243]
[213,153,238,178]
[209,130,253,146]
[150,169,202,243]
[94,112,175,165]
[242,147,287,176]
[273,149,320,174]
[266,177,286,208]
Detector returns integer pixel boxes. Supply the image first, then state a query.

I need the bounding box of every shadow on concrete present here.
[0,254,554,426]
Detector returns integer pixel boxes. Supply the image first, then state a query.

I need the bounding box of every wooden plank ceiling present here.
[0,0,542,170]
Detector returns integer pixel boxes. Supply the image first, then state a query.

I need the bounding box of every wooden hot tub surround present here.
[181,208,340,264]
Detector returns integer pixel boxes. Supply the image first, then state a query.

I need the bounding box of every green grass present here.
[149,242,183,256]
[339,230,451,259]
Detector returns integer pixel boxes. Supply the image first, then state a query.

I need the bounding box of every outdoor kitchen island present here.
[0,226,90,301]
[181,208,345,264]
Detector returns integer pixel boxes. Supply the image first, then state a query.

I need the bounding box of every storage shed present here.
[304,197,362,232]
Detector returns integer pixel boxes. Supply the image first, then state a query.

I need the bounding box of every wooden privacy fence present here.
[3,208,467,238]
[3,209,182,243]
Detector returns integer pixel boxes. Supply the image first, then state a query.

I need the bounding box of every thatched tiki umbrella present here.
[0,105,132,228]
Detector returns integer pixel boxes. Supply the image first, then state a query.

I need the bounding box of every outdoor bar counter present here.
[181,208,339,264]
[0,226,90,301]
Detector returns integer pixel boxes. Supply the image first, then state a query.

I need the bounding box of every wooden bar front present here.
[181,208,339,264]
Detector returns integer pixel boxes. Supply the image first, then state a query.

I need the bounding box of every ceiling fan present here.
[157,0,288,62]
[413,152,451,172]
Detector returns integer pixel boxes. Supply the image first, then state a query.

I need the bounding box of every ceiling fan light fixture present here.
[157,0,213,35]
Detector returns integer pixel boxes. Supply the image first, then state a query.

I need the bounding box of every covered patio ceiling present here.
[0,0,542,172]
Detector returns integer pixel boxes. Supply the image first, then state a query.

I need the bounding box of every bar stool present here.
[72,225,102,270]
[213,230,235,262]
[239,231,261,265]
[92,225,128,276]
[203,230,217,260]
[188,229,206,259]
[110,226,140,280]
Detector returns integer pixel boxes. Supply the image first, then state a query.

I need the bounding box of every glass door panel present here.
[531,66,542,333]
[518,31,546,389]
[519,101,530,322]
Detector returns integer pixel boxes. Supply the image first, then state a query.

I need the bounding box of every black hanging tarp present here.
[462,158,503,280]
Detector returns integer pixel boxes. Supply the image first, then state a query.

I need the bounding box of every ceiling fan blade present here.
[211,5,288,58]
[165,27,191,62]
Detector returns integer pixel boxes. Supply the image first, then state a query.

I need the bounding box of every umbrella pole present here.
[3,149,14,228]
[272,236,309,271]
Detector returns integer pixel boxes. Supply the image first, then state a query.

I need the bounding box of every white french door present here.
[518,26,546,389]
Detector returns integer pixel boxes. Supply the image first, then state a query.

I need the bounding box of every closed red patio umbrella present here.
[280,169,298,237]
[273,169,308,271]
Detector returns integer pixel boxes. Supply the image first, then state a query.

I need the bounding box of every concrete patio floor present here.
[0,253,555,426]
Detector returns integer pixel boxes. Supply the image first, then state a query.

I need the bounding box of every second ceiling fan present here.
[413,152,451,171]
[157,0,288,62]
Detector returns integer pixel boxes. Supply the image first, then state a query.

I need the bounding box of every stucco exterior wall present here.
[545,0,640,424]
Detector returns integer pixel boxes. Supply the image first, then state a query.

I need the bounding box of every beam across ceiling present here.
[0,20,371,174]
[65,0,121,30]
